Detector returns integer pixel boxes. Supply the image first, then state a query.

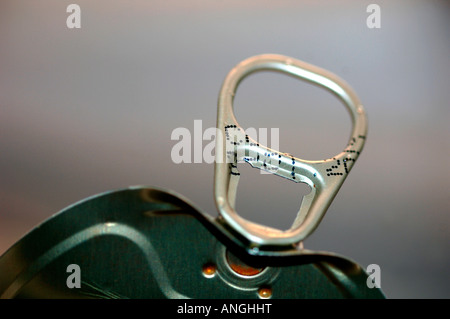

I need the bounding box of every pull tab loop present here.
[214,54,367,251]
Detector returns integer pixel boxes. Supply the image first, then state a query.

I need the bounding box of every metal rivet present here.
[202,263,217,278]
[258,287,272,299]
[226,250,264,277]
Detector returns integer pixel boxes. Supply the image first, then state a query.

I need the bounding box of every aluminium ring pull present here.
[214,54,368,251]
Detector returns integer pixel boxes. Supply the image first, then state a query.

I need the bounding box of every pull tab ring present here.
[214,54,367,251]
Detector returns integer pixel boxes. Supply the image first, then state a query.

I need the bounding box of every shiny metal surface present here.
[0,187,384,299]
[215,54,367,250]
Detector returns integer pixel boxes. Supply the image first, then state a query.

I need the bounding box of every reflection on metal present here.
[0,55,383,299]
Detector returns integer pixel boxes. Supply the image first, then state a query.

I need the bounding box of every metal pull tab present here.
[214,54,367,251]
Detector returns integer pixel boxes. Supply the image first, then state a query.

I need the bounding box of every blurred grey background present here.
[0,0,449,298]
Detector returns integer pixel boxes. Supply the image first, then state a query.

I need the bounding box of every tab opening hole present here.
[233,71,351,161]
[235,162,312,231]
